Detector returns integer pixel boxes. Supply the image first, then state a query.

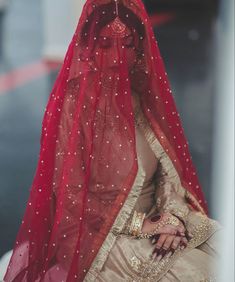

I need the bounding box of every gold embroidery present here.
[156,198,161,206]
[139,119,186,196]
[130,256,142,272]
[136,106,207,216]
[162,199,190,223]
[139,122,191,224]
[84,156,146,281]
[84,103,221,281]
[128,254,172,281]
[127,215,221,281]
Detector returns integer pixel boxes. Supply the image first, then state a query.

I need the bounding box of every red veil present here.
[4,0,209,281]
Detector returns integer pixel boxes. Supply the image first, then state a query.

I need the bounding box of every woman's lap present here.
[96,230,222,282]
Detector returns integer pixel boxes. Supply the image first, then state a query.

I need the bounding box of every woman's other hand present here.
[140,212,193,261]
[141,212,188,238]
[151,233,189,261]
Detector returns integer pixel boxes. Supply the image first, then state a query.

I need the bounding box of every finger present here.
[189,232,193,237]
[179,242,187,249]
[168,247,176,255]
[158,226,178,235]
[176,226,186,235]
[177,226,192,240]
[180,236,188,245]
[152,234,160,244]
[185,229,193,240]
[152,232,177,244]
[156,254,162,262]
[161,246,172,260]
[152,234,167,257]
[178,237,188,250]
[165,250,173,259]
[170,236,181,250]
[155,234,167,250]
[155,247,169,261]
[155,235,172,260]
[162,235,175,252]
[177,234,188,243]
[152,252,157,260]
[158,248,168,259]
[176,230,185,237]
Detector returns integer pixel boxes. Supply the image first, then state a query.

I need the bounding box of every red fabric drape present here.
[4,0,208,281]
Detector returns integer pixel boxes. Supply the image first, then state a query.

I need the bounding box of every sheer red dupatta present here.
[4,0,208,281]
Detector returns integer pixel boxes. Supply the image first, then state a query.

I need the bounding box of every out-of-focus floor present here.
[0,0,218,259]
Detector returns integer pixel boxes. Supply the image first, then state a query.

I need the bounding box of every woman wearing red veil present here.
[4,0,222,281]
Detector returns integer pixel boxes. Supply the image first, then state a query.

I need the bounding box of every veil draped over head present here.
[4,0,209,281]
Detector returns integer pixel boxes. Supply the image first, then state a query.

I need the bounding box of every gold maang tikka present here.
[110,0,127,37]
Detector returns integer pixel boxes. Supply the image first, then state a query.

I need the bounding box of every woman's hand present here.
[141,212,187,237]
[140,212,193,261]
[151,233,189,261]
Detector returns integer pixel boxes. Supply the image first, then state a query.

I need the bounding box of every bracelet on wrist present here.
[128,210,146,237]
[133,213,181,239]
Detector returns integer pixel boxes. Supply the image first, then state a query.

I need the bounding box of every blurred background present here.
[0,0,233,280]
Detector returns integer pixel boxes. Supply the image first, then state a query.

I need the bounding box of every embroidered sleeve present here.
[150,152,191,225]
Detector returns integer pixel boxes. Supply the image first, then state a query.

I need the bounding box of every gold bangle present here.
[129,211,146,236]
[129,210,137,235]
[132,212,146,236]
[136,213,180,239]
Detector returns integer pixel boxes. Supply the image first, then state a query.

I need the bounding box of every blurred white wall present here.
[42,0,85,60]
[211,0,234,280]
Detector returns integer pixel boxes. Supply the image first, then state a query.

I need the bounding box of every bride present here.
[3,0,222,281]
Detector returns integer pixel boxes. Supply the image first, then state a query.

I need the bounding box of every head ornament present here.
[110,0,128,37]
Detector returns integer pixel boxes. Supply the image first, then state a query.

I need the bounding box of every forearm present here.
[155,189,190,225]
[150,153,191,225]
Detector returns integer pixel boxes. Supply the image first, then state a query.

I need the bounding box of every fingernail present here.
[158,249,164,255]
[152,248,159,256]
[156,255,162,262]
[155,234,160,240]
[171,249,175,255]
[152,253,157,260]
[186,230,193,237]
[161,250,167,258]
[159,249,166,256]
[154,250,159,256]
